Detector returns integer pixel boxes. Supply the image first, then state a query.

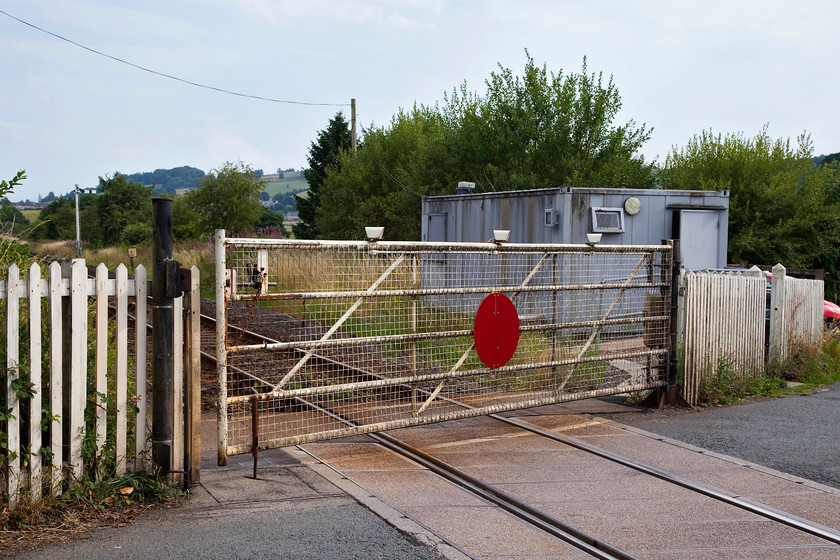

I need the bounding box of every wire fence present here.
[215,233,673,460]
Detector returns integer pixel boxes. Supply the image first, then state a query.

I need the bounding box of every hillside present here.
[261,172,308,198]
[125,166,205,194]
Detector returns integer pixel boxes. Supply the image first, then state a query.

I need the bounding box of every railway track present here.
[191,306,840,558]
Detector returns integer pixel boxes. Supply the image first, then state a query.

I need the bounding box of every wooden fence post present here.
[769,263,787,360]
[27,263,43,497]
[185,266,201,484]
[5,264,20,503]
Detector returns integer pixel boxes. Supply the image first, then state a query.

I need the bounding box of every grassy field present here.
[262,175,308,198]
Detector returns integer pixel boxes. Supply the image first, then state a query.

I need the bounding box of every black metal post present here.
[151,198,174,474]
[668,239,681,390]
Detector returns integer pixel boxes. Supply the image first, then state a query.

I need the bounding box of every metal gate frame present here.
[215,230,674,464]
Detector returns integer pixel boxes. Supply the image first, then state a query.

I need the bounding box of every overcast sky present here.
[1,0,838,201]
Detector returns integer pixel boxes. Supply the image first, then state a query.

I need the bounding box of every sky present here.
[1,0,838,202]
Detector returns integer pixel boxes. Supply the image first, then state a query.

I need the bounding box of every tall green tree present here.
[180,161,265,236]
[659,127,840,300]
[319,106,452,240]
[293,112,352,239]
[34,195,95,241]
[95,172,154,246]
[318,53,654,240]
[443,53,653,191]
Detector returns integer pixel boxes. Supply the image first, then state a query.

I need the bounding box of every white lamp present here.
[493,229,510,243]
[586,233,602,245]
[365,226,384,240]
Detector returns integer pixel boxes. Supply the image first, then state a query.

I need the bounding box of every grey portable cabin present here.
[421,186,730,270]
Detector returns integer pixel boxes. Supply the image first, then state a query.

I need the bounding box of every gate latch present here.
[163,258,183,298]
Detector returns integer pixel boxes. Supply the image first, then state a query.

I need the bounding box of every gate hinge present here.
[163,258,183,298]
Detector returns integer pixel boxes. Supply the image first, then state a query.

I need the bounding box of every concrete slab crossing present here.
[302,402,840,559]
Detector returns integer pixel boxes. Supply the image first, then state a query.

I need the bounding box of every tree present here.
[293,112,352,239]
[443,52,653,191]
[125,166,205,195]
[659,127,840,300]
[95,173,154,246]
[0,200,29,227]
[318,52,653,240]
[319,106,452,240]
[180,161,265,236]
[34,195,94,240]
[1,171,33,268]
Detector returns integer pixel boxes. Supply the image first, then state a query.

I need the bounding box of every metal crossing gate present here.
[215,230,674,463]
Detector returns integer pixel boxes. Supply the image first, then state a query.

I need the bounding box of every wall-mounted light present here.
[586,233,602,245]
[365,226,384,240]
[493,229,510,243]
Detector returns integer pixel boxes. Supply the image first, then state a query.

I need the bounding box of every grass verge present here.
[697,334,840,407]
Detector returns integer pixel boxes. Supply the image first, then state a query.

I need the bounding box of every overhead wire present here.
[358,123,424,199]
[0,9,349,107]
[373,160,423,198]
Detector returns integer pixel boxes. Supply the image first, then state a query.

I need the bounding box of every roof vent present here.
[456,181,475,194]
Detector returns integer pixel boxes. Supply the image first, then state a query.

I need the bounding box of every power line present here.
[0,9,349,107]
[374,160,423,198]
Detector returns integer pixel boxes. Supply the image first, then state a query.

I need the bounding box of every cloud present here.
[229,0,441,30]
[205,128,273,169]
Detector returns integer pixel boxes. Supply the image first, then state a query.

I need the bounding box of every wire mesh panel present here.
[216,232,673,459]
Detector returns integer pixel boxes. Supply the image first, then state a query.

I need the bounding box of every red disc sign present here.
[474,293,520,369]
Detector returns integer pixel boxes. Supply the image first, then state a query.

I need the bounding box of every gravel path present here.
[597,383,840,490]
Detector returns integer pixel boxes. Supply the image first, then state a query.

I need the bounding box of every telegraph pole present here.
[74,184,97,258]
[351,98,357,152]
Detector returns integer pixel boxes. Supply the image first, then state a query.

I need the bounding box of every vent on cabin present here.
[590,207,625,233]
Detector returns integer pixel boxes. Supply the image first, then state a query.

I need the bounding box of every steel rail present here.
[194,313,637,557]
[491,414,840,546]
[201,306,840,546]
[294,396,637,560]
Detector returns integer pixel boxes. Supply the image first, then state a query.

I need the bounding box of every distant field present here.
[262,175,309,198]
[21,209,40,221]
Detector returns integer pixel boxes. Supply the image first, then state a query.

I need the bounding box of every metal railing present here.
[215,231,673,462]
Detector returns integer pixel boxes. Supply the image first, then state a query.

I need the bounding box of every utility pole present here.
[74,184,97,258]
[351,98,357,152]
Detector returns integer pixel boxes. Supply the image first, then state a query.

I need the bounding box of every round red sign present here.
[473,293,520,369]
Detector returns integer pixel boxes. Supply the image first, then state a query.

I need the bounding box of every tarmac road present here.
[596,382,840,490]
[18,416,460,560]
[18,384,839,559]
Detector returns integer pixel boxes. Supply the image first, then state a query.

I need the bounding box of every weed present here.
[697,336,840,407]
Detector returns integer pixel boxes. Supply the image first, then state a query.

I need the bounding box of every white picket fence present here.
[680,264,824,405]
[1,259,200,505]
[768,264,825,361]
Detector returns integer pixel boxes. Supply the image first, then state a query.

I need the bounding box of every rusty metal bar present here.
[224,237,671,254]
[270,254,406,393]
[227,380,668,453]
[228,280,668,302]
[226,347,668,406]
[557,254,647,392]
[251,396,259,479]
[227,314,669,355]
